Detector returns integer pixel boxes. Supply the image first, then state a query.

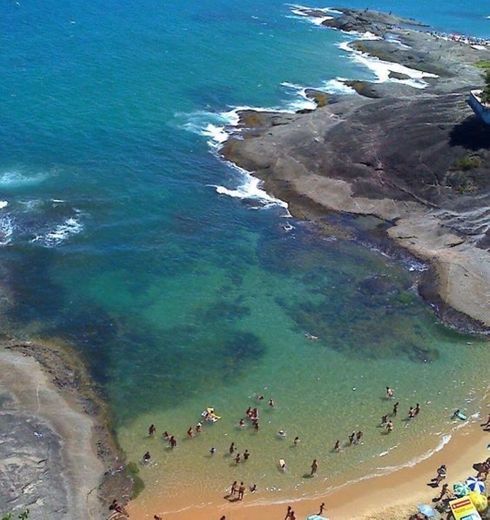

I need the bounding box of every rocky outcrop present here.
[221,8,490,332]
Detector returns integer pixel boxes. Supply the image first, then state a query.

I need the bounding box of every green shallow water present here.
[110,226,488,508]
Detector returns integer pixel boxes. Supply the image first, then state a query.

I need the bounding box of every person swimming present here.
[277,430,287,439]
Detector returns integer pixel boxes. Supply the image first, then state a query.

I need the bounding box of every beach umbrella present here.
[453,482,470,497]
[417,504,437,517]
[466,476,486,494]
[469,491,488,513]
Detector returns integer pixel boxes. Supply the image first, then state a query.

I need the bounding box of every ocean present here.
[0,0,489,514]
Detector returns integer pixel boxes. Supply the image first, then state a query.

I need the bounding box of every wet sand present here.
[127,407,490,519]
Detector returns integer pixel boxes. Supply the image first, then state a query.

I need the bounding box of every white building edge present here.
[468,89,490,124]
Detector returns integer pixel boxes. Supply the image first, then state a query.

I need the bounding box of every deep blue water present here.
[0,0,489,428]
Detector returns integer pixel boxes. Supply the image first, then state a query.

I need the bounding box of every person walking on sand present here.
[386,386,394,399]
[310,459,318,476]
[386,420,394,433]
[285,506,292,519]
[238,481,245,500]
[318,502,326,515]
[392,402,399,416]
[148,424,156,437]
[433,483,449,502]
[481,413,490,428]
[229,480,237,497]
[334,440,340,452]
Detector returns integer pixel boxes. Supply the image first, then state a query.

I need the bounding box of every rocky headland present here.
[0,340,133,519]
[221,7,490,332]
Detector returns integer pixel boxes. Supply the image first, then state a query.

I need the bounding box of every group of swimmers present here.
[131,385,441,519]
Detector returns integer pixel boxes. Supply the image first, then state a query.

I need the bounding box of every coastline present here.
[220,7,490,334]
[0,340,132,519]
[1,6,489,520]
[127,403,490,519]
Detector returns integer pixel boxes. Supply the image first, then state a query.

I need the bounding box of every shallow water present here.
[0,0,489,511]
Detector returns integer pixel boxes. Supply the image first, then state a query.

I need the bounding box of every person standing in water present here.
[414,403,420,416]
[386,420,394,433]
[348,432,356,445]
[356,431,363,444]
[234,453,241,464]
[392,402,399,416]
[148,424,156,437]
[334,440,340,452]
[310,459,318,476]
[269,398,275,408]
[229,442,236,455]
[187,427,193,438]
[293,436,300,446]
[386,386,394,399]
[243,449,250,461]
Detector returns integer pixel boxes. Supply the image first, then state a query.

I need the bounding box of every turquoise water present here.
[0,0,489,512]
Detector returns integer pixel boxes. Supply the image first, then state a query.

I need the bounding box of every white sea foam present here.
[287,4,336,26]
[322,78,356,94]
[211,163,288,209]
[338,39,438,88]
[31,216,83,247]
[0,216,14,246]
[281,82,319,110]
[0,201,8,209]
[180,102,300,149]
[0,170,48,188]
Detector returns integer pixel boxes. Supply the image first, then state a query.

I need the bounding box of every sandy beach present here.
[127,408,490,519]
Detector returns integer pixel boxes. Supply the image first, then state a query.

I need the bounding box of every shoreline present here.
[220,6,490,334]
[127,404,490,519]
[0,339,132,519]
